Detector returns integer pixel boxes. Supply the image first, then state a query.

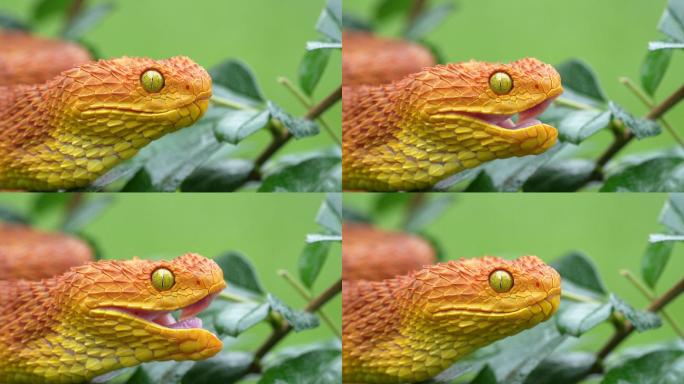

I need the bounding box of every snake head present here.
[397,58,563,166]
[409,256,560,334]
[56,253,226,375]
[49,56,211,151]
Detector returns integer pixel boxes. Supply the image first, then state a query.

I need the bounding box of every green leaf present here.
[258,348,341,384]
[214,302,270,336]
[0,207,30,225]
[215,251,264,295]
[557,110,611,144]
[306,234,342,243]
[523,159,594,192]
[119,115,224,192]
[556,301,613,336]
[210,59,264,103]
[649,41,684,50]
[524,352,595,384]
[641,241,674,289]
[464,170,497,192]
[609,102,660,139]
[180,160,253,192]
[306,41,342,51]
[32,0,71,22]
[601,156,684,192]
[259,155,340,192]
[267,294,319,332]
[267,102,319,138]
[121,168,153,192]
[659,194,684,233]
[299,48,332,96]
[181,352,253,384]
[455,144,563,192]
[373,0,412,23]
[342,12,374,31]
[132,361,194,384]
[61,196,114,233]
[641,48,673,96]
[601,349,684,384]
[62,2,113,41]
[658,0,684,43]
[30,194,70,217]
[469,366,497,384]
[0,12,30,31]
[649,233,684,243]
[298,241,332,289]
[551,251,607,297]
[610,294,662,332]
[404,195,454,232]
[316,0,342,43]
[316,193,342,235]
[556,59,607,103]
[214,109,270,144]
[404,4,455,41]
[372,194,412,215]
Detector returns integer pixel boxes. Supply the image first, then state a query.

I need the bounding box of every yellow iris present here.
[151,268,175,291]
[140,69,165,93]
[489,269,514,293]
[489,71,513,95]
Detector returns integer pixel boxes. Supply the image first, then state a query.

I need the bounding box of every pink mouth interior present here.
[461,97,556,130]
[101,293,218,330]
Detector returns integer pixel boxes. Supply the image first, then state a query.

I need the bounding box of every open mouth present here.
[459,97,557,130]
[98,293,219,330]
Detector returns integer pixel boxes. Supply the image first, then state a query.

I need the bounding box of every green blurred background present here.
[1,0,341,160]
[345,193,684,357]
[344,0,684,162]
[0,193,341,353]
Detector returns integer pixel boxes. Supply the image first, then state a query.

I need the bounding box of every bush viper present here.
[0,224,226,384]
[342,32,563,191]
[0,33,212,191]
[342,224,561,383]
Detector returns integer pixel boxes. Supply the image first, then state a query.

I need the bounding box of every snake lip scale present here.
[433,287,561,319]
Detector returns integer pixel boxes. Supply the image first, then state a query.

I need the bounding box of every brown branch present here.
[247,85,342,180]
[64,0,85,28]
[587,82,684,183]
[408,0,428,25]
[588,276,684,375]
[245,278,342,375]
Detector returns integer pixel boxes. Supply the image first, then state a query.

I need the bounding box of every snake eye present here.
[140,69,164,93]
[489,71,513,95]
[489,269,513,293]
[151,268,174,291]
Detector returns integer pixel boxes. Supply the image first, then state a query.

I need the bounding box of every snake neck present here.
[0,82,172,190]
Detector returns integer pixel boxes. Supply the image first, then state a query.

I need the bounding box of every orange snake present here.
[342,224,561,383]
[0,224,225,384]
[0,32,211,191]
[342,32,563,191]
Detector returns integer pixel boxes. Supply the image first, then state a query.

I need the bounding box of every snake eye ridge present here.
[151,268,175,291]
[141,69,164,93]
[489,71,513,95]
[489,269,514,293]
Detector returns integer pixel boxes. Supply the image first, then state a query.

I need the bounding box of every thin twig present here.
[64,0,85,27]
[278,270,342,339]
[248,85,342,180]
[277,77,341,146]
[210,96,256,111]
[553,97,598,111]
[561,291,602,304]
[620,270,684,338]
[252,278,342,365]
[407,0,428,25]
[218,291,251,303]
[588,83,684,182]
[619,77,684,148]
[588,276,684,375]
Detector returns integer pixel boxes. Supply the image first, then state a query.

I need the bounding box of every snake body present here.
[342,32,563,191]
[0,33,212,190]
[342,224,561,383]
[0,225,226,384]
